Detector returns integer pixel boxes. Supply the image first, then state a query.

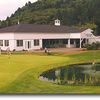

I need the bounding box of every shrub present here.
[13,49,16,52]
[85,42,100,50]
[22,49,27,51]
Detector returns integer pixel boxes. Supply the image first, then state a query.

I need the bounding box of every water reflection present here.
[39,63,100,86]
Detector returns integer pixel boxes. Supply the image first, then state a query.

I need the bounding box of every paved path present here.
[33,48,86,53]
[48,48,85,53]
[7,48,86,54]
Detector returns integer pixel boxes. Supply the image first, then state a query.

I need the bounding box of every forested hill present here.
[0,0,100,35]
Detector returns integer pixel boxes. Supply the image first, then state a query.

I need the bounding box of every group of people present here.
[44,47,51,55]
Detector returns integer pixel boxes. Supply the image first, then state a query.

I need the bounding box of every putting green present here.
[0,51,100,94]
[0,54,68,88]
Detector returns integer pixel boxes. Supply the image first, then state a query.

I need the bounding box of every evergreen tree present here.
[0,0,99,35]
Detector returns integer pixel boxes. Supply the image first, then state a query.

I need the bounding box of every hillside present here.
[0,0,100,35]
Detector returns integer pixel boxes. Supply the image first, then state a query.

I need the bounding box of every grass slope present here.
[0,51,100,94]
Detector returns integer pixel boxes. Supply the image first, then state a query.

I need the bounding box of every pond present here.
[39,63,100,86]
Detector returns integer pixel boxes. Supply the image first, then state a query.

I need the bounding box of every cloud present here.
[0,0,37,20]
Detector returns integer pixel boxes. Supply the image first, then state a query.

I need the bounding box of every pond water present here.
[39,63,100,86]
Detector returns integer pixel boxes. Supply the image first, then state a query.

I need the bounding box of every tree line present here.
[0,0,100,35]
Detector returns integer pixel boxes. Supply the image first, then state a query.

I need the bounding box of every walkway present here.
[33,48,86,54]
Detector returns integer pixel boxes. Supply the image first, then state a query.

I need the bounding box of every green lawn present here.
[0,51,100,94]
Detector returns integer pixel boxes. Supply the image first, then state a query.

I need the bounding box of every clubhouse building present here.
[0,19,98,51]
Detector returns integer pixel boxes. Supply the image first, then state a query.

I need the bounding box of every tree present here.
[0,0,100,35]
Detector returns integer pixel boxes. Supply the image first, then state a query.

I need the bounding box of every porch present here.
[42,39,88,49]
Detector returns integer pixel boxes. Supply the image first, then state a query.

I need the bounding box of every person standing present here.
[47,50,51,55]
[6,47,11,56]
[44,47,47,53]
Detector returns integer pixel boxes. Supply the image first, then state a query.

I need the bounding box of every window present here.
[34,39,39,46]
[63,39,68,44]
[70,39,74,44]
[0,40,3,46]
[17,40,23,47]
[5,40,9,46]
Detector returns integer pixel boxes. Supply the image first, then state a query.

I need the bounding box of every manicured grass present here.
[0,51,100,94]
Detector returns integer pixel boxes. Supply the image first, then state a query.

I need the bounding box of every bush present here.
[13,49,16,52]
[85,42,100,50]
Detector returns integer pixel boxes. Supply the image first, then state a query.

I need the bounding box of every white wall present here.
[66,44,76,48]
[14,33,70,39]
[14,32,81,39]
[88,36,100,44]
[13,33,70,51]
[81,29,93,39]
[81,29,100,44]
[14,39,42,51]
[80,29,100,44]
[0,33,15,51]
[70,33,80,38]
[14,32,80,51]
[0,33,14,39]
[0,31,94,51]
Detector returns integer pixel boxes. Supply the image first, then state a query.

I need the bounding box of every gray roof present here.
[0,24,87,33]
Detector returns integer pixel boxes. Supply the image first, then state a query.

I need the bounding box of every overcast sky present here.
[0,0,37,20]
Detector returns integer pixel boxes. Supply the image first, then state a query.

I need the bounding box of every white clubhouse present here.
[0,19,99,51]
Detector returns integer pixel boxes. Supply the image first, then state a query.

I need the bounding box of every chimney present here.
[55,19,60,26]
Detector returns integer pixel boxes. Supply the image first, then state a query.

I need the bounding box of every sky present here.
[0,0,37,20]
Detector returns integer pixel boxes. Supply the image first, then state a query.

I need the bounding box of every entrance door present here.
[25,41,31,50]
